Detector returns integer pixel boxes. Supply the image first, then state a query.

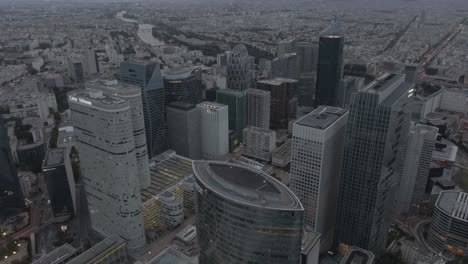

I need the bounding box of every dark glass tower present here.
[335,74,411,255]
[216,89,245,142]
[315,35,344,107]
[164,67,203,105]
[120,60,168,158]
[0,117,24,211]
[193,161,304,264]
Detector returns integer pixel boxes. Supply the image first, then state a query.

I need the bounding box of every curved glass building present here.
[227,44,251,91]
[164,67,203,105]
[193,161,304,264]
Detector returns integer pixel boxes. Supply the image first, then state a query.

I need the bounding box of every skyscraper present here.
[296,40,318,74]
[193,161,304,264]
[335,73,411,255]
[289,106,348,251]
[68,89,146,251]
[216,89,245,142]
[257,78,298,129]
[242,126,276,161]
[297,72,316,107]
[120,60,168,158]
[395,124,437,217]
[197,102,229,160]
[315,35,344,107]
[226,44,251,91]
[42,148,76,222]
[67,55,85,83]
[87,79,150,189]
[245,88,271,129]
[166,102,201,159]
[271,53,299,80]
[0,117,24,211]
[164,67,203,105]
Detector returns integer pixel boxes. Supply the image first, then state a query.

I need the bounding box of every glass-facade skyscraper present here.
[0,117,24,212]
[216,89,245,142]
[193,161,304,264]
[164,67,203,105]
[226,44,251,91]
[120,60,168,158]
[315,35,344,107]
[335,73,411,255]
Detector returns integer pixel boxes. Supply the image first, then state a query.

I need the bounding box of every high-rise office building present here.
[297,72,316,107]
[340,76,365,109]
[84,48,99,75]
[315,35,344,107]
[87,79,150,189]
[120,59,168,158]
[67,55,85,83]
[245,88,271,129]
[395,124,437,217]
[0,117,24,211]
[271,53,299,80]
[197,102,229,160]
[242,126,276,161]
[335,73,411,255]
[289,106,348,251]
[193,161,304,264]
[43,148,76,222]
[226,44,251,91]
[68,89,146,251]
[427,191,468,257]
[277,38,297,57]
[166,102,201,159]
[216,89,245,142]
[296,40,318,74]
[257,78,298,129]
[164,67,203,105]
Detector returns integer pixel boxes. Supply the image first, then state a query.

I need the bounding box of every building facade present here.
[67,235,128,264]
[315,35,344,107]
[166,102,201,159]
[226,44,251,91]
[242,126,276,161]
[271,53,299,80]
[120,60,168,158]
[257,78,298,129]
[197,102,229,160]
[289,106,348,251]
[216,89,245,142]
[42,148,76,222]
[164,67,203,105]
[335,74,411,255]
[395,124,438,217]
[193,161,304,264]
[245,88,271,129]
[68,90,146,251]
[67,55,84,83]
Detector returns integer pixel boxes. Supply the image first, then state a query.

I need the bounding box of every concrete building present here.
[271,53,299,80]
[315,35,344,107]
[166,102,201,159]
[300,229,321,264]
[67,235,128,264]
[68,90,145,251]
[245,88,271,129]
[340,76,365,109]
[193,161,304,264]
[159,191,184,229]
[271,139,292,168]
[242,126,276,161]
[120,60,168,158]
[164,67,203,105]
[289,106,348,251]
[257,78,297,129]
[174,225,198,256]
[339,246,375,264]
[226,44,251,91]
[84,48,99,75]
[87,79,150,189]
[197,102,229,160]
[67,55,84,83]
[395,124,438,217]
[336,73,411,255]
[216,89,245,142]
[427,191,468,257]
[42,148,76,222]
[33,244,79,264]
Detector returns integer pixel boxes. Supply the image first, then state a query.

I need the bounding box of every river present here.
[116,11,166,47]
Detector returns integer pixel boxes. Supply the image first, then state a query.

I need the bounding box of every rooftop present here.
[86,79,141,98]
[436,191,468,222]
[165,67,200,80]
[33,244,77,264]
[43,147,66,168]
[67,235,127,264]
[196,101,227,110]
[68,89,128,110]
[245,88,271,96]
[296,106,347,129]
[141,153,194,204]
[175,225,197,243]
[340,246,375,264]
[193,161,303,211]
[301,228,320,255]
[146,247,196,264]
[167,101,196,111]
[257,78,298,86]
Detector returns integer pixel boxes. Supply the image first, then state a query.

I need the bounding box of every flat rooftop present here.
[257,78,298,86]
[43,147,66,168]
[68,89,127,108]
[193,161,303,211]
[296,106,347,129]
[165,67,199,80]
[196,101,227,110]
[437,191,468,222]
[340,246,375,264]
[141,154,194,203]
[86,79,141,98]
[67,235,126,264]
[33,244,77,264]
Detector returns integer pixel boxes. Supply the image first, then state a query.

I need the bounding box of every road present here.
[412,219,434,253]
